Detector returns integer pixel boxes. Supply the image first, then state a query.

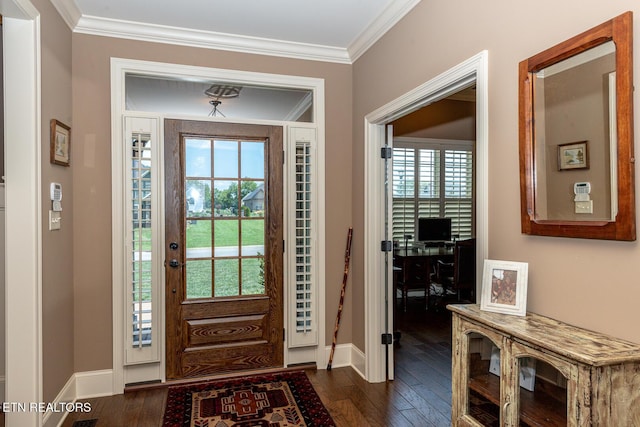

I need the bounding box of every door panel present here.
[165,119,283,379]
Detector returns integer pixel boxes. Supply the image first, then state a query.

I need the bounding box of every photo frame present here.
[480,259,529,316]
[558,141,588,170]
[50,119,71,167]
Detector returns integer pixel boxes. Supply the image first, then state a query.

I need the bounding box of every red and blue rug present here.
[162,371,336,426]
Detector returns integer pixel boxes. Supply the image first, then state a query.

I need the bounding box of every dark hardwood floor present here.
[61,296,453,427]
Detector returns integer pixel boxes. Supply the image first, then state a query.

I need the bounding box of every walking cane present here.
[327,227,353,371]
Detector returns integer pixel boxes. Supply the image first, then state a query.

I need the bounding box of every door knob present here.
[169,259,180,268]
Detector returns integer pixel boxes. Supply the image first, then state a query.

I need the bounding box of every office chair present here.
[435,238,476,303]
[396,257,432,312]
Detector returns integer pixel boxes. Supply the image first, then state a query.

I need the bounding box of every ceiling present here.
[50,0,421,118]
[51,0,423,63]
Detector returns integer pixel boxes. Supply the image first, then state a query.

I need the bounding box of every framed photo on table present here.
[480,259,528,316]
[50,119,71,167]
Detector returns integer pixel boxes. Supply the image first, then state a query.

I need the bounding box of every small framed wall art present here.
[557,141,588,171]
[50,119,71,167]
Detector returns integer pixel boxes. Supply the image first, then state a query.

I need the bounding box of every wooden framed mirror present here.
[519,11,635,240]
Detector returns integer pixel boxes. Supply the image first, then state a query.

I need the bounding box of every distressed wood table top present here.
[448,304,640,366]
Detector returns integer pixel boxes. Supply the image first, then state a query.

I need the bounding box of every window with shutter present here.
[393,140,474,244]
[287,127,318,348]
[125,117,161,365]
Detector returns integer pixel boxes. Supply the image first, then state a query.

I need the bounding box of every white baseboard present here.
[40,370,114,427]
[350,344,366,378]
[75,369,114,399]
[324,343,366,378]
[43,375,76,427]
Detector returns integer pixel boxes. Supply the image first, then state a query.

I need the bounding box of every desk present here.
[394,246,454,260]
[393,247,454,311]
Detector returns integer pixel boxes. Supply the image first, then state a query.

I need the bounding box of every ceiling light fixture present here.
[205,84,242,117]
[204,84,242,99]
[208,100,226,117]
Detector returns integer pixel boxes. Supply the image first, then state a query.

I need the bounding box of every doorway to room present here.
[363,51,489,384]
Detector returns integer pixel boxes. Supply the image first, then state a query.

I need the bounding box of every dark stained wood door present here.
[164,119,283,379]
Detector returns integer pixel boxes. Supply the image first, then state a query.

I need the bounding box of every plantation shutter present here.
[125,116,161,364]
[392,140,474,245]
[288,127,318,347]
[444,150,474,239]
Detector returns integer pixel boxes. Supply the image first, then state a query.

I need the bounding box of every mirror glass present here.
[519,11,635,240]
[532,41,616,221]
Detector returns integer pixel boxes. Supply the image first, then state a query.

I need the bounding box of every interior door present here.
[165,119,283,379]
[384,124,395,380]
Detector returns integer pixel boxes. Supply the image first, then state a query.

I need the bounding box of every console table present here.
[448,304,640,426]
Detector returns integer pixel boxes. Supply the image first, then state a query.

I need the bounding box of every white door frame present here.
[2,0,43,425]
[111,58,326,392]
[364,51,489,382]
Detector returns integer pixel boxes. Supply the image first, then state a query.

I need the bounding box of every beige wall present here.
[36,0,74,403]
[71,34,353,371]
[352,0,640,350]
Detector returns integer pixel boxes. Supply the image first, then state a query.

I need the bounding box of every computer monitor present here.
[417,217,452,243]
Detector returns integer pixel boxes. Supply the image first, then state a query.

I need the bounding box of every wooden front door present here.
[165,119,283,379]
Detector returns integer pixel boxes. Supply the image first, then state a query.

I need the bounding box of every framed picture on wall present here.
[480,259,528,316]
[50,119,71,167]
[558,141,588,170]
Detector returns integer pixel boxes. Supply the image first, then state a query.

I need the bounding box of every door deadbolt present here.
[169,242,179,250]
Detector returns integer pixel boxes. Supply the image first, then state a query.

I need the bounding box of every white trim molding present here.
[42,370,114,427]
[49,0,419,64]
[323,343,366,378]
[348,0,422,62]
[364,51,489,383]
[2,2,43,425]
[111,58,327,392]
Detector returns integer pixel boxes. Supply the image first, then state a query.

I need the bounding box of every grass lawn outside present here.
[133,219,266,298]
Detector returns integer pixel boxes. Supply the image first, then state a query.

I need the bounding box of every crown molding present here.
[75,14,352,64]
[50,0,81,29]
[348,0,422,62]
[50,0,420,64]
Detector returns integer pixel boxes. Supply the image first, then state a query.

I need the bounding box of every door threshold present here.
[125,363,317,393]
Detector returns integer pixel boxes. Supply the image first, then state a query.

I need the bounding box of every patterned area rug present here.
[162,371,336,427]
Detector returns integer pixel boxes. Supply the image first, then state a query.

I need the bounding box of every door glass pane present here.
[213,180,238,218]
[242,258,264,295]
[186,180,212,218]
[214,220,239,257]
[241,181,264,216]
[185,139,211,177]
[186,219,212,258]
[241,141,264,179]
[242,219,264,256]
[186,260,212,298]
[214,140,238,178]
[214,259,239,297]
